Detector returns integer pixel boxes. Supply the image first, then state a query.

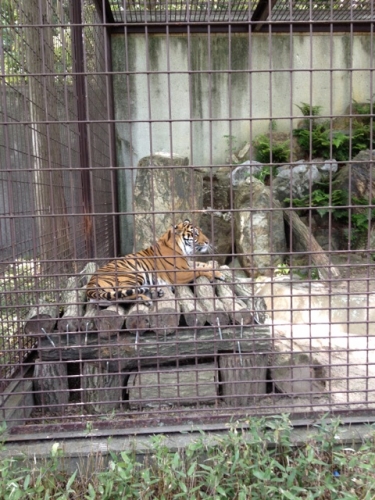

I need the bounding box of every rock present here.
[255,277,375,406]
[256,278,375,337]
[202,167,231,211]
[332,102,372,131]
[226,141,251,164]
[137,152,189,167]
[311,213,342,251]
[298,214,342,252]
[331,149,375,251]
[200,167,232,264]
[230,161,264,186]
[315,158,338,179]
[313,225,342,251]
[199,211,232,265]
[332,149,375,202]
[134,153,203,251]
[273,161,322,204]
[234,177,286,277]
[270,353,326,395]
[273,158,338,206]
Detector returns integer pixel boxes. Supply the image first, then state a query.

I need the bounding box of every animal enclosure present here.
[1,0,375,438]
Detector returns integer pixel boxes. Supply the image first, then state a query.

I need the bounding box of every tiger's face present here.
[172,220,213,256]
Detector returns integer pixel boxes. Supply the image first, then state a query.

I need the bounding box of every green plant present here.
[3,416,375,498]
[275,263,291,276]
[270,119,278,131]
[293,126,350,162]
[286,187,348,218]
[293,100,375,162]
[253,134,290,164]
[253,165,277,184]
[353,97,375,119]
[285,185,375,247]
[296,102,323,117]
[351,121,375,155]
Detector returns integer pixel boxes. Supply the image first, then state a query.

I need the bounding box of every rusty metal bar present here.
[0,0,375,436]
[70,0,95,258]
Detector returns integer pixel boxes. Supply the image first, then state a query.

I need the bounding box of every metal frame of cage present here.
[1,0,375,438]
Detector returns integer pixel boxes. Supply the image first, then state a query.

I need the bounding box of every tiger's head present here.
[162,220,213,256]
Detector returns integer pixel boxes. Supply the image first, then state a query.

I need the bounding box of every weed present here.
[293,126,350,162]
[275,263,291,276]
[270,119,278,131]
[293,100,375,162]
[2,415,375,498]
[285,185,375,247]
[253,165,276,184]
[253,134,290,164]
[353,97,375,119]
[296,102,323,118]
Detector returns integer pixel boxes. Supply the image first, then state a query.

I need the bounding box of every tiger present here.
[86,219,225,307]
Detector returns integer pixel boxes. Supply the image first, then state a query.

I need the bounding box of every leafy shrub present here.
[3,416,375,499]
[285,184,375,246]
[353,98,375,121]
[253,134,290,164]
[293,126,350,161]
[293,101,375,162]
[296,102,323,119]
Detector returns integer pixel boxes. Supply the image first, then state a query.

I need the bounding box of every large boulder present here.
[332,149,375,201]
[273,162,321,204]
[133,153,203,250]
[234,177,286,277]
[272,159,337,205]
[230,161,263,187]
[199,211,232,265]
[200,167,232,264]
[330,149,375,251]
[257,278,375,337]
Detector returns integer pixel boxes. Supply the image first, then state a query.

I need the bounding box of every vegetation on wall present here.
[246,100,375,250]
[253,134,290,165]
[250,99,374,168]
[293,99,375,162]
[284,185,375,248]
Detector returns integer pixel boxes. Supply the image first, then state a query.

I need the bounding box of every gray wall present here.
[113,32,374,168]
[113,32,374,253]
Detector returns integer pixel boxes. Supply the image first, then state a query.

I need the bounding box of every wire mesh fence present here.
[1,0,375,436]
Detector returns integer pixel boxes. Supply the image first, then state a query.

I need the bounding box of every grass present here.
[2,415,375,499]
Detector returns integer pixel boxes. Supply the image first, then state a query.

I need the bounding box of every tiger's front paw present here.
[215,271,226,281]
[148,287,164,299]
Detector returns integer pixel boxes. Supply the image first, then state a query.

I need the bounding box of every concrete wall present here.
[112,31,374,252]
[112,32,375,168]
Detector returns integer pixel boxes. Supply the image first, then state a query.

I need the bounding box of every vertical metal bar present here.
[100,1,121,256]
[70,0,94,258]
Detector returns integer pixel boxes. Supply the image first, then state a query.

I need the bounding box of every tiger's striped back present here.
[86,219,225,306]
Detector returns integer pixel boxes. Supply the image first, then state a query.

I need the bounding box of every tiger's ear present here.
[174,220,190,231]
